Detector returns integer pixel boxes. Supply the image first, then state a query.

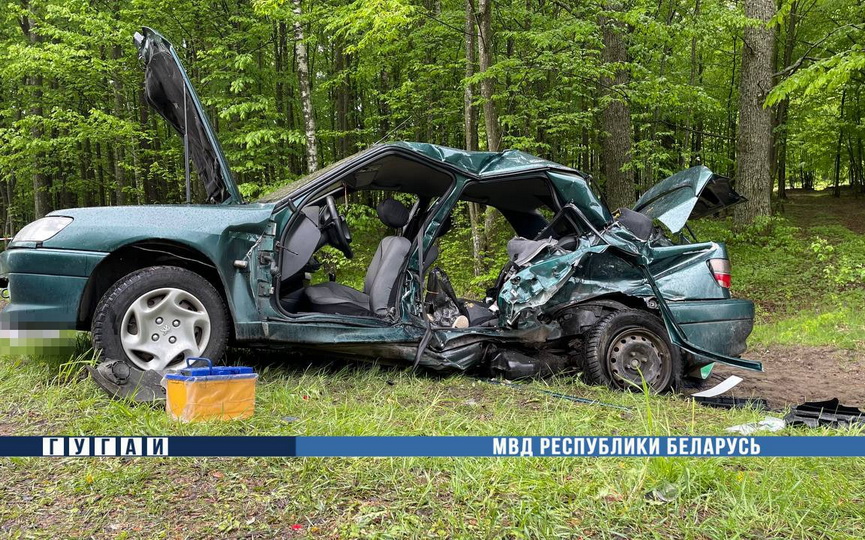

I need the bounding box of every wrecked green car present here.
[0,28,760,394]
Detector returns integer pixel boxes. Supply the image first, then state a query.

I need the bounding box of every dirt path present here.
[705,345,865,409]
[782,188,865,234]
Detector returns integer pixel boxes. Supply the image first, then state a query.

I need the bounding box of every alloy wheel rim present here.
[120,287,211,370]
[606,327,671,390]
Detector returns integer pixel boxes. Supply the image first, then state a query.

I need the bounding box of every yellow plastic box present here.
[163,358,257,422]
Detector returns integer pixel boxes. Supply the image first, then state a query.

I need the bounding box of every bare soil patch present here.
[706,345,865,409]
[782,188,865,234]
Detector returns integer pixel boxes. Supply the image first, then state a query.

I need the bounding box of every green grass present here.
[750,290,865,350]
[1,356,864,539]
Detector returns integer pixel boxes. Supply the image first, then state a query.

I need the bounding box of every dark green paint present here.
[0,142,759,375]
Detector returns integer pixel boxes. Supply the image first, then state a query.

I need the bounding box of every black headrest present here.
[615,207,653,240]
[377,198,410,229]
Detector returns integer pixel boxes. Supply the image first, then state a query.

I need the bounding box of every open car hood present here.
[133,27,242,204]
[632,166,744,233]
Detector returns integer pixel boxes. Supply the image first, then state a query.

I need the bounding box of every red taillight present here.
[708,259,731,289]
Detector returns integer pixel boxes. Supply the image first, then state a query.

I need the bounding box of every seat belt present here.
[413,230,433,371]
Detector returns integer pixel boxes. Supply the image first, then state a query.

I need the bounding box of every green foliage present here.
[0,0,862,229]
[808,227,865,288]
[731,215,799,249]
[435,203,513,298]
[0,0,861,328]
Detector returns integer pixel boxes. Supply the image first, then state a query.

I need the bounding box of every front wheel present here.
[92,266,229,371]
[581,310,681,393]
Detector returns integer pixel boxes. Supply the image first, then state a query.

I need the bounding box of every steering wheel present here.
[321,195,353,259]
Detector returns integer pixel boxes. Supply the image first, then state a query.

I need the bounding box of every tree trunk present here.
[476,0,500,152]
[734,0,775,223]
[774,0,798,200]
[274,21,289,173]
[20,6,49,219]
[833,90,846,198]
[599,2,634,210]
[726,34,739,178]
[467,203,483,276]
[112,43,127,205]
[94,142,106,206]
[335,41,350,158]
[137,88,155,203]
[775,95,790,199]
[464,0,478,153]
[685,0,702,166]
[29,74,48,218]
[293,0,319,173]
[465,0,483,276]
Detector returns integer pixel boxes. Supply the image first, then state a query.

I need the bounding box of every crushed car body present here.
[0,27,761,396]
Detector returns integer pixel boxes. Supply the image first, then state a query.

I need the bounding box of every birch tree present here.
[293,0,319,173]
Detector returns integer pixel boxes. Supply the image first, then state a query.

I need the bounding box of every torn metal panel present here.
[637,265,762,372]
[498,240,609,325]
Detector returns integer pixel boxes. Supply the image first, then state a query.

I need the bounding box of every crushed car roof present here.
[259,141,587,204]
[388,142,583,178]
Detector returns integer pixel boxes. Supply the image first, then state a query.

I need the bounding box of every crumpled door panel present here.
[498,238,609,325]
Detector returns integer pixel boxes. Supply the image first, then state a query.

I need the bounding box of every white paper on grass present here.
[691,375,743,398]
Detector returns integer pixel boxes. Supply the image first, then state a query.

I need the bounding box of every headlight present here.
[13,217,73,243]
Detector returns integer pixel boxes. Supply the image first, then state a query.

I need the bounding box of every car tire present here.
[581,309,681,393]
[92,266,229,371]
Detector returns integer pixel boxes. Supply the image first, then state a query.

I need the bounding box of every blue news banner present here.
[0,436,864,457]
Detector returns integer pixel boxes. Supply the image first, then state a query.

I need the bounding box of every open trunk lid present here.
[134,27,243,204]
[632,166,744,233]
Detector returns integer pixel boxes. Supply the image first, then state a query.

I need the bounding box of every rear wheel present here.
[92,266,229,371]
[581,309,680,393]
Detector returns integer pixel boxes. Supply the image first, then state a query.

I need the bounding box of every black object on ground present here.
[693,395,770,410]
[784,398,865,428]
[88,358,211,402]
[488,348,573,379]
[481,378,632,411]
[88,360,166,402]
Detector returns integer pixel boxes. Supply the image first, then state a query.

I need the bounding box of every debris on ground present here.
[723,397,865,433]
[725,417,786,435]
[646,482,679,504]
[87,360,167,402]
[784,398,865,428]
[689,374,770,409]
[88,357,211,403]
[480,379,631,411]
[164,359,258,422]
[693,396,770,410]
[691,375,743,398]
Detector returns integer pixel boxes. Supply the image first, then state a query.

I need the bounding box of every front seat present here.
[305,198,412,317]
